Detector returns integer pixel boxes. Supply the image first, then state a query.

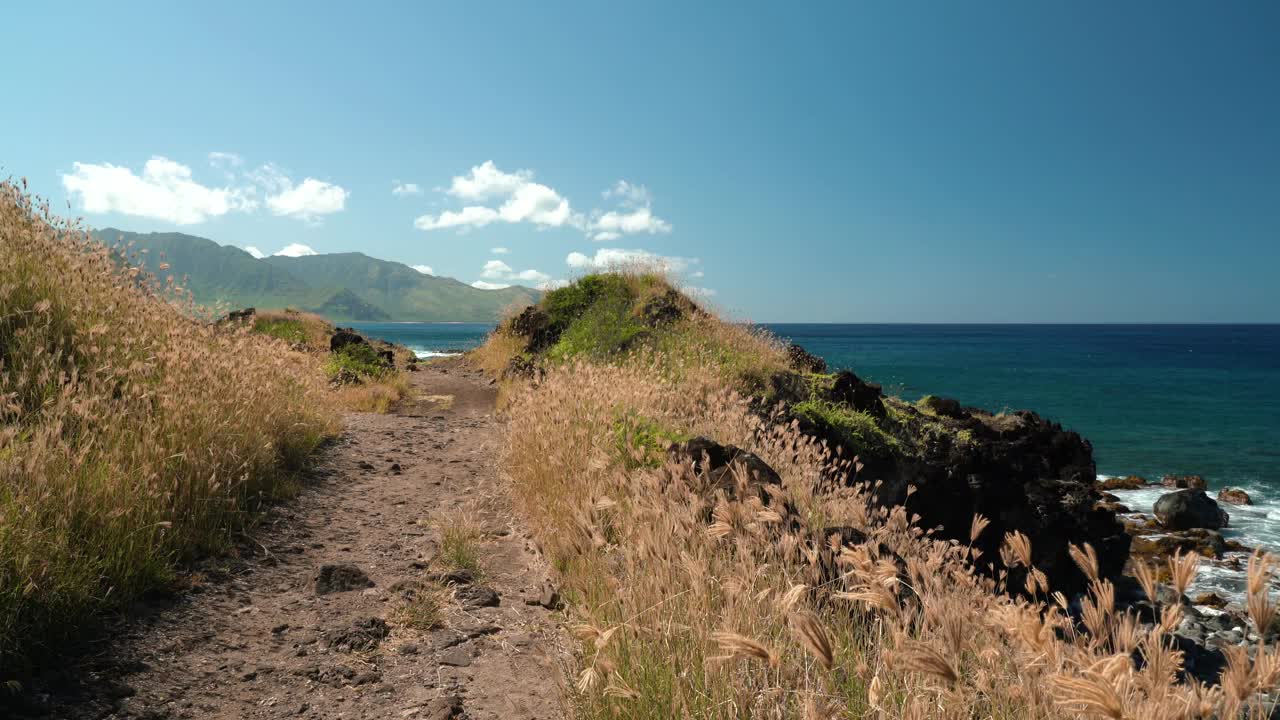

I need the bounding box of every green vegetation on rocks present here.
[791,398,900,461]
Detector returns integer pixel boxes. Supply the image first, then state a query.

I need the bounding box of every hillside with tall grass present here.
[475,271,1279,718]
[0,181,338,665]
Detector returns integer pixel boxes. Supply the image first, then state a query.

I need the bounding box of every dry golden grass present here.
[0,181,338,665]
[470,329,527,377]
[334,373,412,413]
[485,273,1280,719]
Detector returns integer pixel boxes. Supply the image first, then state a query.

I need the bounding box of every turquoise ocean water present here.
[351,321,1280,593]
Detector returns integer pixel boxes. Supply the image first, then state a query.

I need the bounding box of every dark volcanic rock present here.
[225,307,256,323]
[1098,475,1148,491]
[1162,474,1207,490]
[423,695,464,719]
[871,407,1129,600]
[828,370,886,418]
[1154,490,1229,531]
[1217,487,1253,506]
[638,288,694,327]
[918,395,966,419]
[313,564,374,595]
[330,329,367,353]
[454,584,500,609]
[330,617,390,652]
[507,306,557,353]
[1131,528,1226,558]
[785,343,827,374]
[668,436,786,509]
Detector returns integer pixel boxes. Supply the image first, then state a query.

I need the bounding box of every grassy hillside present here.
[2,188,338,667]
[95,227,315,309]
[95,229,540,322]
[472,271,1280,719]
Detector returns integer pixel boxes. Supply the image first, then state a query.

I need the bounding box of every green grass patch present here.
[543,273,639,333]
[252,316,308,345]
[395,583,447,631]
[611,411,691,469]
[324,343,390,381]
[438,520,483,578]
[548,294,650,361]
[792,399,900,460]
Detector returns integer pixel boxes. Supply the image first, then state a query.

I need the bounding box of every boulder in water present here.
[1162,474,1207,490]
[1216,487,1252,506]
[1098,475,1148,491]
[1153,489,1229,531]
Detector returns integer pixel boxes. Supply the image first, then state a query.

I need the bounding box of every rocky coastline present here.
[764,341,1277,685]
[490,291,1280,694]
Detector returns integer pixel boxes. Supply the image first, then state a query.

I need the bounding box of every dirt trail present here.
[24,359,565,720]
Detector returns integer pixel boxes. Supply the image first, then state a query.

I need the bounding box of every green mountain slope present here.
[93,229,539,322]
[94,228,315,309]
[264,253,540,322]
[311,287,392,321]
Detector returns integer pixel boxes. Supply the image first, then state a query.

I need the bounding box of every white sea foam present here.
[1100,473,1280,603]
[413,350,461,359]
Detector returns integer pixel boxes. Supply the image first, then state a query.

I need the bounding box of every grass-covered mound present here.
[238,308,416,414]
[474,272,1280,718]
[0,183,339,666]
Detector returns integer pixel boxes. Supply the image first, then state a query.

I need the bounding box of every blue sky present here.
[4,1,1277,322]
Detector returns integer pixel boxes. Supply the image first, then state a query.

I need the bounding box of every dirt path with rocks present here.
[22,359,566,720]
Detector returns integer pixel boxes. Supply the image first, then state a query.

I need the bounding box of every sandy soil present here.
[16,358,566,720]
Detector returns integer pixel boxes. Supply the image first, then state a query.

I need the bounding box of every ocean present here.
[351,321,1280,596]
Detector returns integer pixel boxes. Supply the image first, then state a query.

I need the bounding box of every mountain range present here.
[93,228,540,322]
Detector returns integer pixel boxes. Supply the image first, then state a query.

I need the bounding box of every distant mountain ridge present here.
[93,228,540,322]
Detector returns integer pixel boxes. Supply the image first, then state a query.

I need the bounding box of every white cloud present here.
[480,259,514,279]
[498,182,571,226]
[208,151,244,168]
[412,264,434,275]
[538,279,570,291]
[414,205,500,231]
[447,161,533,201]
[590,206,671,237]
[603,179,651,206]
[690,270,705,278]
[471,280,512,290]
[566,248,697,274]
[273,243,318,257]
[392,182,421,197]
[415,162,668,239]
[491,247,510,255]
[514,268,551,283]
[63,155,352,226]
[584,179,671,241]
[243,245,266,259]
[477,258,550,286]
[266,178,348,223]
[61,156,257,225]
[246,163,290,194]
[687,287,717,298]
